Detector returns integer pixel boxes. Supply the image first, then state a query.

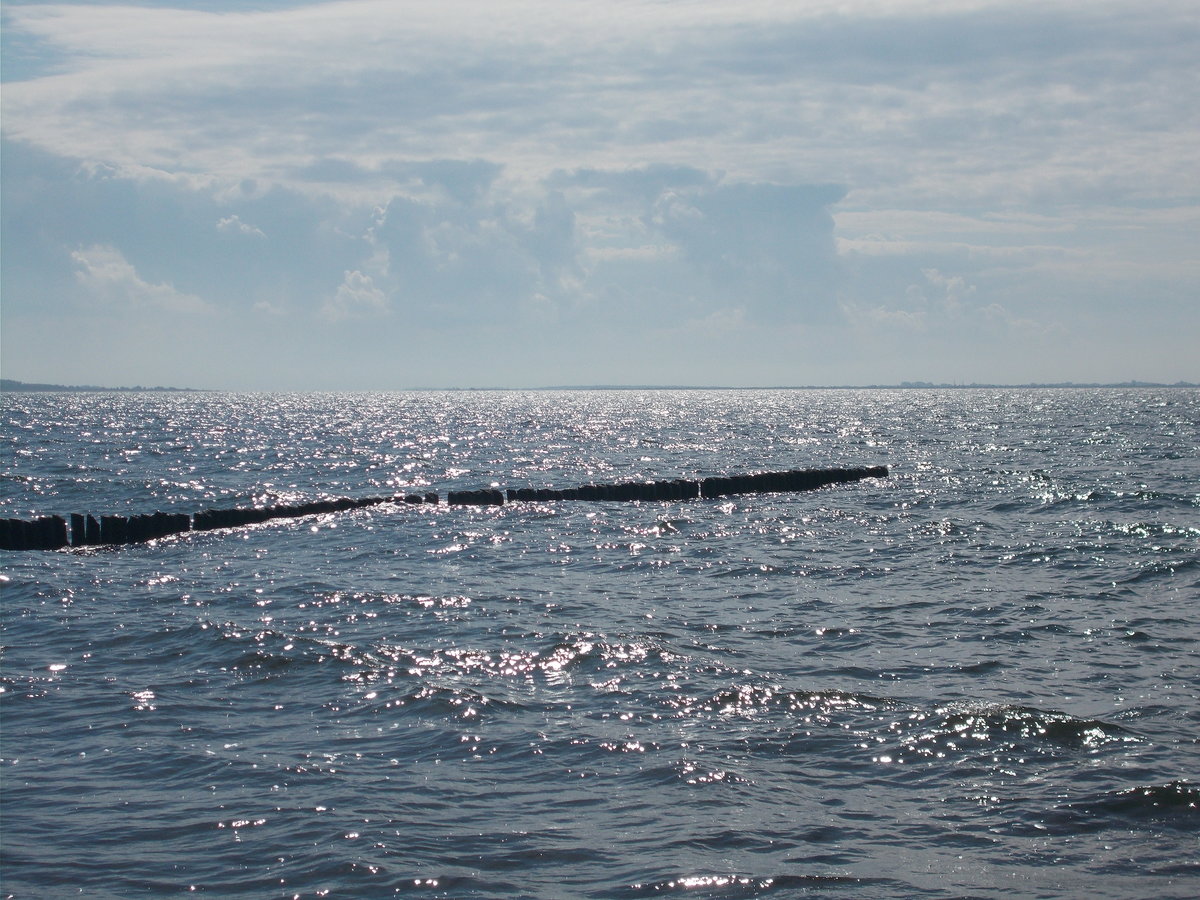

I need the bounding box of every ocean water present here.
[1,388,1197,899]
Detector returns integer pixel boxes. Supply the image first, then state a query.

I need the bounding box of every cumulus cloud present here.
[71,244,210,313]
[216,214,265,238]
[918,268,975,315]
[843,265,1044,341]
[321,269,388,321]
[650,182,847,322]
[353,164,845,328]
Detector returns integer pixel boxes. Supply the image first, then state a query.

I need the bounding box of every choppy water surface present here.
[2,389,1198,899]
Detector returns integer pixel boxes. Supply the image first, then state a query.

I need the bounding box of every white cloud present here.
[4,0,1195,209]
[216,214,265,238]
[919,268,975,314]
[836,209,1078,240]
[843,265,1050,342]
[2,0,1197,387]
[253,299,287,316]
[321,269,388,321]
[71,244,210,313]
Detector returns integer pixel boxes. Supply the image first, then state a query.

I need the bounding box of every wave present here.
[677,684,900,720]
[618,872,886,897]
[1038,781,1200,835]
[895,702,1141,761]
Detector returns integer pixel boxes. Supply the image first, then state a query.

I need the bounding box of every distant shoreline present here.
[3,378,1195,393]
[1,379,204,393]
[537,381,1199,390]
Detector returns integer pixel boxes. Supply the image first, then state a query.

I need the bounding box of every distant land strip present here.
[2,378,1196,393]
[1,378,202,393]
[538,381,1199,390]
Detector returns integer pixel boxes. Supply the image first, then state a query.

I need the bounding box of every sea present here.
[1,388,1197,899]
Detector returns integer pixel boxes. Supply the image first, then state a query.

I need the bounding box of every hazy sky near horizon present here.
[2,0,1197,389]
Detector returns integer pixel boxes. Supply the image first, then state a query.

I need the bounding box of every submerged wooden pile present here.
[454,466,889,505]
[0,465,887,550]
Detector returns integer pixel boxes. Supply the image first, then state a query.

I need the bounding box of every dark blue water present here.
[2,389,1197,899]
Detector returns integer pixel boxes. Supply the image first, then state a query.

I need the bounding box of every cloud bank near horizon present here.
[2,0,1197,388]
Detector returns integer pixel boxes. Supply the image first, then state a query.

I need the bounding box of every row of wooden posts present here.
[449,466,889,505]
[0,465,887,551]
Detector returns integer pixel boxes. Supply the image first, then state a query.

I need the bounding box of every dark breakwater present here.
[1,466,887,549]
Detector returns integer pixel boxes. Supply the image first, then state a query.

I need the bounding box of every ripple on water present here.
[2,388,1198,900]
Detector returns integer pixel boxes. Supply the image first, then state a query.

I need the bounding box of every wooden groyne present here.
[0,465,886,551]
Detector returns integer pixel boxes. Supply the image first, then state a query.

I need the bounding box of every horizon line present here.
[3,377,1198,393]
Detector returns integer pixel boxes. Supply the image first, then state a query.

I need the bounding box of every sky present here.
[2,0,1197,390]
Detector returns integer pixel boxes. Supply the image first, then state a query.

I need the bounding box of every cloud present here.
[71,244,210,313]
[5,0,1195,209]
[842,265,1048,343]
[354,164,846,329]
[918,267,975,314]
[2,1,1197,387]
[321,269,388,321]
[216,214,265,238]
[650,182,847,322]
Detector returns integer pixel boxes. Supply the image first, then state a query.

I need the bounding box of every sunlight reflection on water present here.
[1,388,1198,899]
